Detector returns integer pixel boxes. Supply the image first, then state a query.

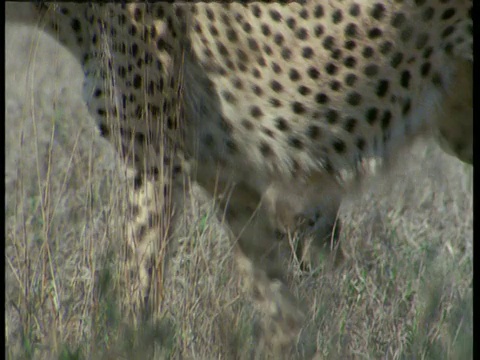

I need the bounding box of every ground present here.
[5,18,472,360]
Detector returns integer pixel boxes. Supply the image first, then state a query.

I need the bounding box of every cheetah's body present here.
[12,1,472,355]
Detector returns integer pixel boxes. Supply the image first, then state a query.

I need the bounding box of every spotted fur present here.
[12,1,472,355]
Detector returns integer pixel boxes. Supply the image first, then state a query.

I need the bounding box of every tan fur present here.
[9,1,472,355]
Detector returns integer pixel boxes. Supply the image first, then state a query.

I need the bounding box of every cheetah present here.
[9,1,472,355]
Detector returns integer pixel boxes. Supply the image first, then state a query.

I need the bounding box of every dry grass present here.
[5,21,472,360]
